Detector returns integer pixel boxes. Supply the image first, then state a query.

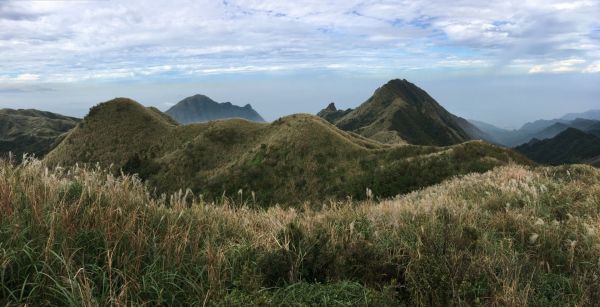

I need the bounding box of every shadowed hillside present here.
[515,128,600,167]
[0,108,79,160]
[166,94,265,124]
[318,79,481,146]
[46,98,530,205]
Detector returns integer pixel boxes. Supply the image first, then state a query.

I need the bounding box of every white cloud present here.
[0,73,40,82]
[437,58,491,68]
[583,62,600,73]
[14,73,40,81]
[528,59,586,74]
[528,65,545,74]
[0,0,599,81]
[551,1,595,10]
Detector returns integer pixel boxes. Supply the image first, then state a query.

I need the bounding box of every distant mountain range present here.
[470,112,600,147]
[0,80,596,174]
[44,94,527,204]
[318,79,483,146]
[0,108,79,160]
[166,94,265,124]
[561,109,600,121]
[515,128,600,167]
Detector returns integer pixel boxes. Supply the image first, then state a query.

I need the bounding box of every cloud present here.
[0,84,53,93]
[583,62,600,73]
[437,58,491,68]
[0,0,598,82]
[0,73,41,82]
[528,59,586,74]
[14,73,40,81]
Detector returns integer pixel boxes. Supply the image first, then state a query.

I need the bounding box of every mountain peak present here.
[384,78,410,86]
[379,79,416,93]
[317,102,351,124]
[87,97,178,126]
[322,78,472,146]
[166,94,265,124]
[325,102,337,111]
[181,94,217,105]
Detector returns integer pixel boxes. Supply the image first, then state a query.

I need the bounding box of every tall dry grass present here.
[1,158,599,305]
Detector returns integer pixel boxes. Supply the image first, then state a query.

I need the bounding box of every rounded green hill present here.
[46,98,531,205]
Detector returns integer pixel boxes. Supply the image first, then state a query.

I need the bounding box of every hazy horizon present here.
[1,0,599,129]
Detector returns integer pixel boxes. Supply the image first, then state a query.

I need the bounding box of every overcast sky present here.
[1,0,599,128]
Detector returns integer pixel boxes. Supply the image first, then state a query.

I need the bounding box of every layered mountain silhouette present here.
[166,94,265,124]
[45,98,528,204]
[318,79,484,146]
[472,116,600,147]
[586,122,600,137]
[515,128,600,167]
[0,108,79,160]
[561,109,600,121]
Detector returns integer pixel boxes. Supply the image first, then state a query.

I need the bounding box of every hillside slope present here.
[515,128,600,167]
[450,115,492,142]
[318,79,473,146]
[0,108,79,159]
[46,98,177,167]
[166,94,265,124]
[586,122,600,137]
[46,98,530,204]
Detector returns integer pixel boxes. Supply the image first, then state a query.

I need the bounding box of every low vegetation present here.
[45,98,530,205]
[2,159,600,305]
[0,109,79,160]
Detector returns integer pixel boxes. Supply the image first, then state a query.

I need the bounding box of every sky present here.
[0,0,599,128]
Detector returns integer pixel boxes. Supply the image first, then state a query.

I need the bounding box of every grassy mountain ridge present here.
[0,108,79,160]
[166,94,265,124]
[319,79,474,146]
[46,98,530,204]
[46,98,177,168]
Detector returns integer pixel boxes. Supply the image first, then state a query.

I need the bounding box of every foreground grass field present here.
[1,159,600,305]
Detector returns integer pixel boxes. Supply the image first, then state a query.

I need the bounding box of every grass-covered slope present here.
[0,108,79,160]
[2,160,600,305]
[515,128,600,167]
[46,98,177,168]
[46,98,529,204]
[319,79,473,146]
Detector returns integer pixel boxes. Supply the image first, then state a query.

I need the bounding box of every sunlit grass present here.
[1,158,599,305]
